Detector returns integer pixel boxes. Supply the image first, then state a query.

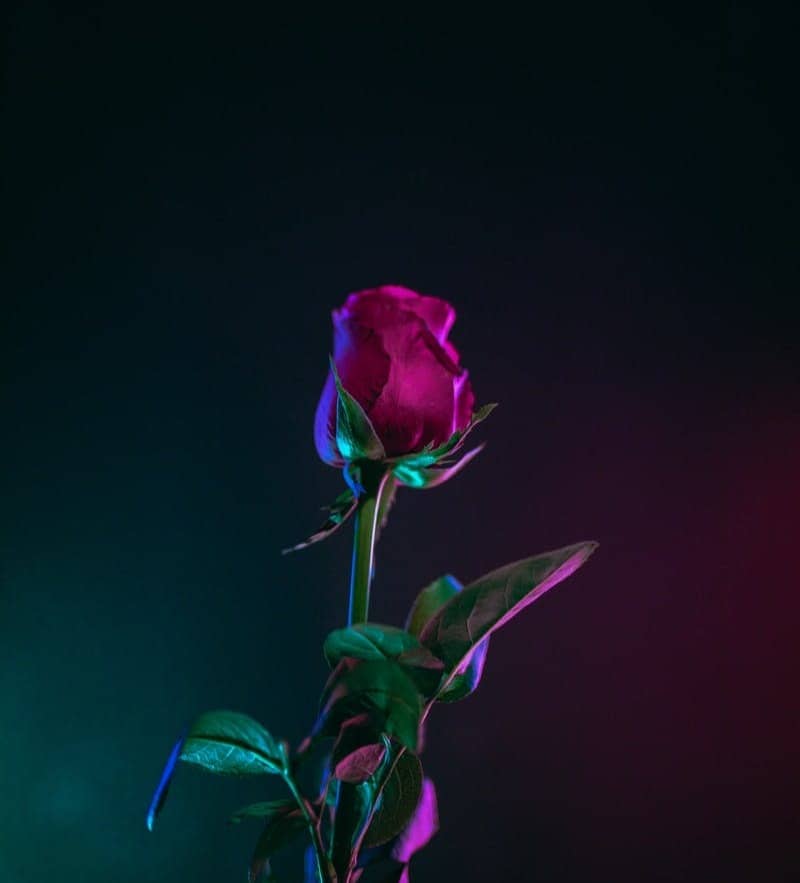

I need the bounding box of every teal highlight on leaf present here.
[179,709,285,776]
[392,464,427,488]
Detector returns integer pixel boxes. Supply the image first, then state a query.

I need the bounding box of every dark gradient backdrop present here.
[3,5,798,882]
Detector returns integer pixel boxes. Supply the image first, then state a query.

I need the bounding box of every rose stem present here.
[331,464,392,881]
[347,465,391,626]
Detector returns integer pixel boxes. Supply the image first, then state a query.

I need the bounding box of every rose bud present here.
[285,286,495,553]
[314,285,483,463]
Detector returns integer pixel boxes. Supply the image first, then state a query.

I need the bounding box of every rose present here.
[286,284,493,551]
[314,285,475,465]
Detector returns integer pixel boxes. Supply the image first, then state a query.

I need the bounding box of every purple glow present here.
[391,777,439,864]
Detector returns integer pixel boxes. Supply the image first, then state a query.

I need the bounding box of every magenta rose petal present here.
[453,370,476,436]
[344,285,455,343]
[367,314,463,456]
[312,285,490,477]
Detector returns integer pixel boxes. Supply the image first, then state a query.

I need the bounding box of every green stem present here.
[283,772,336,883]
[347,468,391,626]
[332,465,391,881]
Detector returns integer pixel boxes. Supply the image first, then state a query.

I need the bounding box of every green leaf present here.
[447,401,497,454]
[391,777,439,862]
[420,542,599,683]
[405,575,461,638]
[229,799,295,825]
[331,357,386,462]
[334,742,387,785]
[472,401,499,424]
[179,710,285,776]
[363,753,424,849]
[331,716,387,784]
[282,488,357,554]
[436,639,490,702]
[316,659,424,752]
[394,645,446,697]
[323,624,444,697]
[324,624,422,668]
[406,574,489,702]
[248,807,307,882]
[330,779,377,879]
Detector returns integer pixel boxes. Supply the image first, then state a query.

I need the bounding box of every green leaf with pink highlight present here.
[420,542,599,694]
[406,574,490,702]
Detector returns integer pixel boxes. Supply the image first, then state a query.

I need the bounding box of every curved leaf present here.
[179,710,285,776]
[420,542,598,684]
[436,638,490,702]
[324,624,420,668]
[406,574,490,702]
[330,778,378,879]
[248,807,307,882]
[334,743,387,785]
[229,799,295,825]
[332,715,387,784]
[363,753,424,848]
[405,575,461,638]
[391,777,439,862]
[323,624,444,697]
[395,645,445,697]
[316,660,424,752]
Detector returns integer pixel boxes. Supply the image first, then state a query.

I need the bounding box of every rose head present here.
[314,286,475,465]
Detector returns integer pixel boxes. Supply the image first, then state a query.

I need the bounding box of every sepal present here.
[390,402,497,469]
[393,444,484,489]
[283,488,357,554]
[331,357,386,462]
[388,403,496,490]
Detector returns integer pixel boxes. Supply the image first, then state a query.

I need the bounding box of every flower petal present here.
[342,285,456,345]
[453,370,475,436]
[367,308,465,456]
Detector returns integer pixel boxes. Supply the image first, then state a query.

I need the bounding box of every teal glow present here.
[392,464,427,488]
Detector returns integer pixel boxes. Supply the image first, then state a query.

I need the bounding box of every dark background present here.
[3,4,798,882]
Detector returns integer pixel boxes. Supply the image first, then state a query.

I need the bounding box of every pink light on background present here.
[401,381,800,881]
